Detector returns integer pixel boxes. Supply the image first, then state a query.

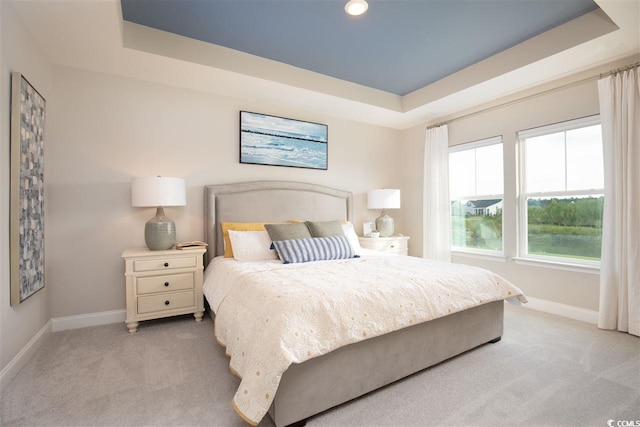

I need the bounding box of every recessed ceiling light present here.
[345,0,368,16]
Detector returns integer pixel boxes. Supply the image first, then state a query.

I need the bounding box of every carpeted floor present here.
[1,304,638,427]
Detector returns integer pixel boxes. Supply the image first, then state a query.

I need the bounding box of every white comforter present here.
[204,254,526,425]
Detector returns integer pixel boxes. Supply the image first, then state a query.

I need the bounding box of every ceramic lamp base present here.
[375,211,394,237]
[145,207,176,250]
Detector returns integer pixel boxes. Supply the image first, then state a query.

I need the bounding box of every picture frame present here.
[240,111,328,170]
[10,72,46,306]
[363,221,375,237]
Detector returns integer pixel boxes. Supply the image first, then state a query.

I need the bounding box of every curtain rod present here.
[426,61,640,130]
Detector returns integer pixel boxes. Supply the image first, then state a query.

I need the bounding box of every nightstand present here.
[358,235,410,255]
[122,247,206,333]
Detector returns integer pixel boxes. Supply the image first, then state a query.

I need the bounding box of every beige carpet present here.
[1,304,638,427]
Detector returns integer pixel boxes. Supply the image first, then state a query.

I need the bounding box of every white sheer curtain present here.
[597,67,640,336]
[423,125,451,262]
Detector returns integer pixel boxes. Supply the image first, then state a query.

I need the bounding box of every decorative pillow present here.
[228,230,277,262]
[305,220,345,238]
[342,222,363,255]
[272,235,358,264]
[264,223,312,242]
[221,222,267,258]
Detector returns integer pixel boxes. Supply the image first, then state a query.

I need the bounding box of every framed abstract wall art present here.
[10,72,46,305]
[240,111,328,170]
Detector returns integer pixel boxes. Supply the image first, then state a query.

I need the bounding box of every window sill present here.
[512,257,600,275]
[451,250,507,263]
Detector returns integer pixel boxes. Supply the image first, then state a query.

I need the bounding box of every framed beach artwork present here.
[240,111,328,170]
[10,72,46,305]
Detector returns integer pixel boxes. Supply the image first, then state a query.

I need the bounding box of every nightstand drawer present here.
[136,273,195,295]
[358,235,410,255]
[365,239,408,251]
[134,256,197,272]
[137,290,195,314]
[386,239,408,250]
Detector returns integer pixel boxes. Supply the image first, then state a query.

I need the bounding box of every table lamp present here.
[367,189,401,237]
[131,176,186,250]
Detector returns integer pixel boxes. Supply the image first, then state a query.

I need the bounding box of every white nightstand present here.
[122,247,206,333]
[358,235,410,255]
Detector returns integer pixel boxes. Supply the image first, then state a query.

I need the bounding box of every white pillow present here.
[228,230,277,262]
[342,222,363,255]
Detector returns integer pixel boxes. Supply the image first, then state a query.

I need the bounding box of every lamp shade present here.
[131,177,186,207]
[367,189,401,210]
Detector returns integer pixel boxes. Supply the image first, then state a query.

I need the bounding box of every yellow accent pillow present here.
[221,222,268,258]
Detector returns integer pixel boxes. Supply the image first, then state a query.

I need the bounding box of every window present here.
[518,116,603,265]
[449,136,503,253]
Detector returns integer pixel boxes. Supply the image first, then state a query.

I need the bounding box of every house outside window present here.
[518,115,603,265]
[449,136,503,254]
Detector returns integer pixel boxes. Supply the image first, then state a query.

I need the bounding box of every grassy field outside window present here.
[451,203,502,251]
[527,196,603,260]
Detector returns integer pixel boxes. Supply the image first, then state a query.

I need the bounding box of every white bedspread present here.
[205,255,526,425]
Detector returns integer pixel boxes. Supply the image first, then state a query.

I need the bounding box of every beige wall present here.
[47,65,403,318]
[399,125,426,258]
[0,2,53,373]
[446,79,601,311]
[399,57,640,312]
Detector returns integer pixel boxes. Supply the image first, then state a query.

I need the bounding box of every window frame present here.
[449,136,504,257]
[517,115,603,267]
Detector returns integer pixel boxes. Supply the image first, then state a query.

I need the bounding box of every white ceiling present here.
[10,0,640,130]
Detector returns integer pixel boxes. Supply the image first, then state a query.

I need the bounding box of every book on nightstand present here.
[176,241,208,250]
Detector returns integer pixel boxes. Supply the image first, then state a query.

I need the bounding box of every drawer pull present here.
[390,244,396,248]
[164,300,170,306]
[164,262,169,267]
[164,282,170,287]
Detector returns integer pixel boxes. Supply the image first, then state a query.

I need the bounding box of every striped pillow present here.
[272,235,358,264]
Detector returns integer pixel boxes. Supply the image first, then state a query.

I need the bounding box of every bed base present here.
[268,300,504,427]
[203,182,505,427]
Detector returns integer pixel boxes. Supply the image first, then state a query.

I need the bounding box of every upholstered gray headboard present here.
[204,181,353,264]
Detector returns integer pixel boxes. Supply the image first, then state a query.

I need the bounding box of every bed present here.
[203,181,525,427]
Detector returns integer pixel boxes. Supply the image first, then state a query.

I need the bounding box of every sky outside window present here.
[475,144,503,196]
[450,143,502,198]
[566,125,603,191]
[524,124,603,193]
[525,133,565,193]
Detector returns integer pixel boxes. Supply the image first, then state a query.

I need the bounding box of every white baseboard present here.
[51,309,126,332]
[1,310,126,393]
[522,297,599,325]
[0,320,52,393]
